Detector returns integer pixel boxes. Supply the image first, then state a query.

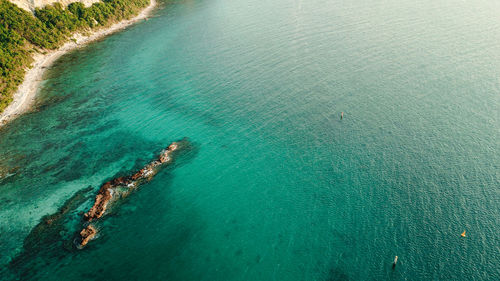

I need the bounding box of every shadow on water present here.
[327,267,350,281]
[323,230,357,281]
[325,253,351,281]
[3,138,198,281]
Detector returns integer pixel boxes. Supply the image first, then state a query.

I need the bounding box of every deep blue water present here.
[0,0,499,280]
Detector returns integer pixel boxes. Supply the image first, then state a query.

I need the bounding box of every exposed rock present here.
[79,224,97,247]
[79,141,183,247]
[83,182,113,221]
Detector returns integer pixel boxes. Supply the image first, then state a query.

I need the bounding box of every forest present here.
[0,0,149,111]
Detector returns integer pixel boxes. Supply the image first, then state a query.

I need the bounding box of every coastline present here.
[0,0,157,127]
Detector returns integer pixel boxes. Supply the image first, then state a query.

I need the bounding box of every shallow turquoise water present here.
[0,0,499,280]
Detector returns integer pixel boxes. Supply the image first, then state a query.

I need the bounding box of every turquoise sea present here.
[0,0,499,280]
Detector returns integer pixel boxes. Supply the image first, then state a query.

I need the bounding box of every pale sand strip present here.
[0,0,157,126]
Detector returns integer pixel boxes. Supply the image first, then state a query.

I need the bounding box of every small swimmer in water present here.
[341,112,344,120]
[392,256,398,269]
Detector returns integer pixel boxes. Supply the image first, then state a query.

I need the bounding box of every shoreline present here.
[0,0,157,127]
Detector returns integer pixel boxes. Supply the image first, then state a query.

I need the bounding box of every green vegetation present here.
[0,0,149,112]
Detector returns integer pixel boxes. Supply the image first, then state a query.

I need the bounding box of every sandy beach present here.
[0,0,157,126]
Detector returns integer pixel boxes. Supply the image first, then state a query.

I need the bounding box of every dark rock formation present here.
[79,225,97,247]
[78,141,181,247]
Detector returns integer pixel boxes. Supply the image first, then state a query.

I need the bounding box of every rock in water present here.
[78,141,183,248]
[79,225,97,247]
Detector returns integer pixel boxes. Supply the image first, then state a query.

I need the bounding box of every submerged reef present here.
[6,186,93,278]
[7,139,190,278]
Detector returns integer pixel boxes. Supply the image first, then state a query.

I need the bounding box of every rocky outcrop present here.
[79,225,97,247]
[9,0,100,13]
[78,141,182,248]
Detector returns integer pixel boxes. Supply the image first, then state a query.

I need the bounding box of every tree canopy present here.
[0,0,149,111]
